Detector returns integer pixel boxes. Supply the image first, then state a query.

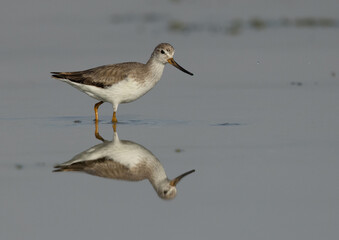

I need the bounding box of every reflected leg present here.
[94,120,105,142]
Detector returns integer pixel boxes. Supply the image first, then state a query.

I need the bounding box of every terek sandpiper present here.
[51,43,193,122]
[53,124,195,200]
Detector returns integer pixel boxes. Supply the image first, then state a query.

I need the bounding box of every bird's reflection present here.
[54,123,195,200]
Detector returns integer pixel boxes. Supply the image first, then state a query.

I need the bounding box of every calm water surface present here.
[1,0,339,240]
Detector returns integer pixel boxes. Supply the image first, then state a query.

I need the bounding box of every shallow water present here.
[1,0,339,240]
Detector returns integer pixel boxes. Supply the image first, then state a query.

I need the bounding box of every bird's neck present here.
[146,58,165,82]
[148,161,168,191]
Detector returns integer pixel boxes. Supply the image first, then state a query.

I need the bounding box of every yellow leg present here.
[94,101,104,122]
[112,111,117,123]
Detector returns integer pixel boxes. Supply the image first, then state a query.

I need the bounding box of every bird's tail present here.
[53,164,82,172]
[50,72,85,83]
[51,72,67,79]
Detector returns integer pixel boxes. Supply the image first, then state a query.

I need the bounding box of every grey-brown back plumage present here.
[53,157,149,181]
[51,62,148,88]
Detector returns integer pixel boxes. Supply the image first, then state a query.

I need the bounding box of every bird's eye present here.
[161,50,165,54]
[163,190,168,195]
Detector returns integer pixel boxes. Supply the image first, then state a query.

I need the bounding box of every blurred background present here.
[1,0,338,240]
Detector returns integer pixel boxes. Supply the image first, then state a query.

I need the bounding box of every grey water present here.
[1,0,339,240]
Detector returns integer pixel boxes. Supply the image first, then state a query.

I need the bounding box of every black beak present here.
[167,58,194,76]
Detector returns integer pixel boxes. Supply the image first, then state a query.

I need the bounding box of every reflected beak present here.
[167,58,194,76]
[169,169,195,186]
